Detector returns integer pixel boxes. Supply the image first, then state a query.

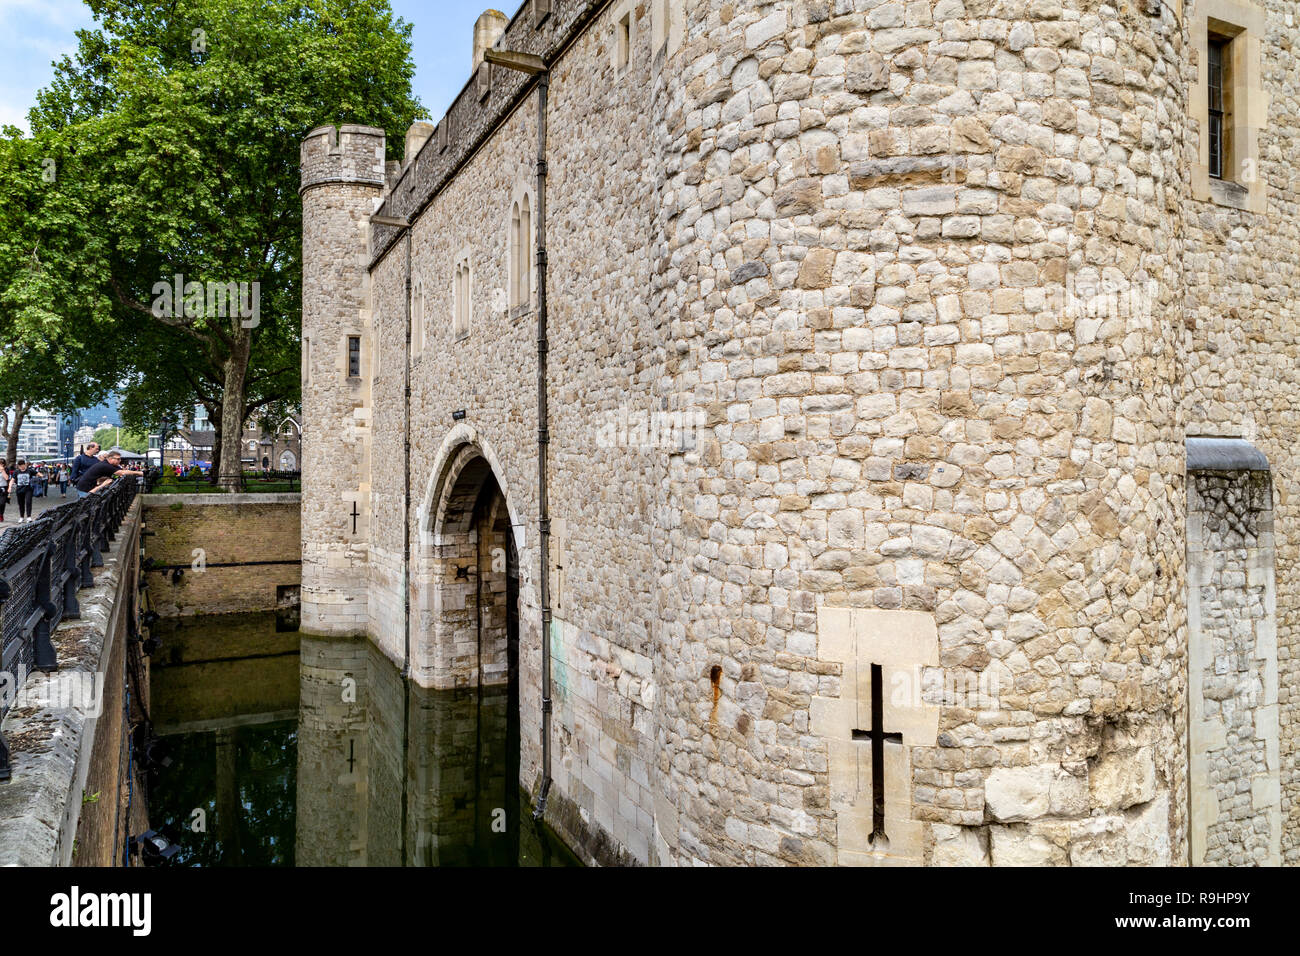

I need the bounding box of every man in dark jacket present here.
[75,451,135,497]
[70,443,102,498]
[69,443,100,490]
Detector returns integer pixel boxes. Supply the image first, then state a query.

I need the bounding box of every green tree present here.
[0,128,119,466]
[32,0,423,487]
[93,425,148,454]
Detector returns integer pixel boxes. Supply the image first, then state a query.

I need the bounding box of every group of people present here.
[0,442,142,524]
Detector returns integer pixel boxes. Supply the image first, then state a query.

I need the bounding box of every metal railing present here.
[144,469,301,493]
[0,477,139,781]
[242,469,301,492]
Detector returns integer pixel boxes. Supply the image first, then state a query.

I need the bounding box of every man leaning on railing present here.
[74,451,137,497]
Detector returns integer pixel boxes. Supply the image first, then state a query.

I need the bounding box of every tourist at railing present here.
[69,442,100,498]
[76,451,138,497]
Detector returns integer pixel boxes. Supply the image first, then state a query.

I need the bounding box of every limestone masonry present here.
[300,0,1299,865]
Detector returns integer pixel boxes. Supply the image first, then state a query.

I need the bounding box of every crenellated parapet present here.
[299,124,387,195]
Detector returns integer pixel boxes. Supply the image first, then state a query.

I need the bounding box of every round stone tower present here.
[652,0,1190,865]
[299,124,387,636]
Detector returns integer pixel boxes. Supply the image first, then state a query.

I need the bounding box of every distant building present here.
[59,412,81,459]
[167,430,214,470]
[242,413,301,472]
[14,408,61,458]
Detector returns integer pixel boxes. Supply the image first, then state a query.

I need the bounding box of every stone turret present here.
[472,10,509,69]
[299,124,387,637]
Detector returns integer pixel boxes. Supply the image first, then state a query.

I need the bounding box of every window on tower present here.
[1207,35,1229,180]
[347,335,361,378]
[454,256,471,339]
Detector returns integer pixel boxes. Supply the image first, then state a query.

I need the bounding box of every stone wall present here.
[0,499,148,867]
[300,125,386,637]
[653,0,1186,865]
[358,0,668,863]
[143,494,302,618]
[1187,469,1280,864]
[1179,0,1300,864]
[302,0,1300,866]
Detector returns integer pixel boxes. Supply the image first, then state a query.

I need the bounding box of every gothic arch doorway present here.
[428,449,520,690]
[425,445,523,862]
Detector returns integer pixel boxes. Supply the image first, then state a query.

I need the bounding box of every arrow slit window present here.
[454,255,471,340]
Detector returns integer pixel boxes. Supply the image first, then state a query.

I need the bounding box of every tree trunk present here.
[4,401,28,469]
[209,416,223,486]
[217,330,252,491]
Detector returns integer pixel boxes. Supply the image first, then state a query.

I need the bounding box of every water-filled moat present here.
[145,613,577,866]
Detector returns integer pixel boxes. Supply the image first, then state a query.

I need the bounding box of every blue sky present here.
[0,0,502,132]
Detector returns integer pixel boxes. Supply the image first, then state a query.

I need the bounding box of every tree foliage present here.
[94,425,149,454]
[31,0,424,484]
[0,128,120,465]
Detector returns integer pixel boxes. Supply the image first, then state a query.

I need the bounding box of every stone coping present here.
[1186,437,1271,473]
[143,493,302,505]
[0,499,141,867]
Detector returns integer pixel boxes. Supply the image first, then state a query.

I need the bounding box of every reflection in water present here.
[146,614,577,867]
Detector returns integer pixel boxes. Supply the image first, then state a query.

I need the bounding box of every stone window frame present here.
[411,277,426,357]
[1192,0,1268,213]
[453,248,472,341]
[611,0,636,75]
[508,180,536,319]
[651,0,684,59]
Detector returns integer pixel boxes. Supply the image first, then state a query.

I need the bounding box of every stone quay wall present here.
[142,495,302,618]
[0,499,148,867]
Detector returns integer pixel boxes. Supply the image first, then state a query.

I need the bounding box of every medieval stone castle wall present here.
[301,0,1298,865]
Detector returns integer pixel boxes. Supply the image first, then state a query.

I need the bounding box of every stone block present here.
[989,826,1062,866]
[1089,746,1156,811]
[931,823,989,866]
[984,765,1053,822]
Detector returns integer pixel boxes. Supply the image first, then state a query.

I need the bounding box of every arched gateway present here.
[418,437,523,694]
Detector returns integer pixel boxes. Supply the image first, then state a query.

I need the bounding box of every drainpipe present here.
[534,72,552,821]
[484,47,553,820]
[403,230,413,677]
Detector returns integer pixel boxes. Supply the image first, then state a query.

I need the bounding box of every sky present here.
[0,0,501,133]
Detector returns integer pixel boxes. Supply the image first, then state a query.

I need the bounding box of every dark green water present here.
[144,613,578,867]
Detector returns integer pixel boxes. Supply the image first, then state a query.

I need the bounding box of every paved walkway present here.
[0,484,78,529]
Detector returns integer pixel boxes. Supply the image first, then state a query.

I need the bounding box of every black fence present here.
[145,469,301,493]
[0,477,139,782]
[242,470,301,492]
